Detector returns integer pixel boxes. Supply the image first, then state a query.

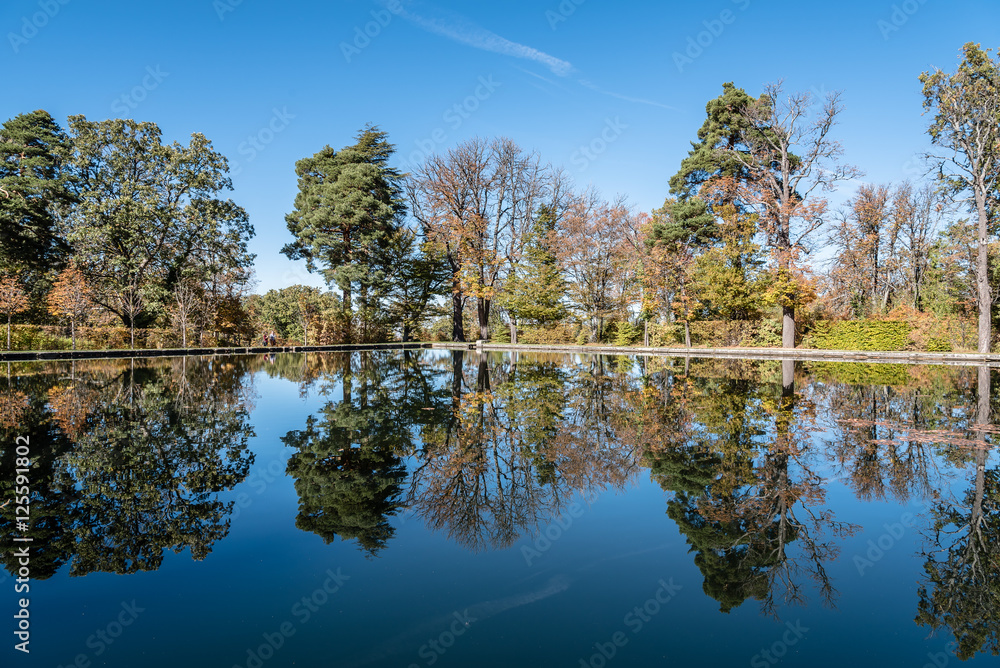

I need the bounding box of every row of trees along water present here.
[0,351,996,657]
[1,43,997,351]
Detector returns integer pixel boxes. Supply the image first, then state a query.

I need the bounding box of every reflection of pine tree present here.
[647,373,779,614]
[282,352,439,556]
[284,412,406,557]
[668,491,780,613]
[644,362,854,617]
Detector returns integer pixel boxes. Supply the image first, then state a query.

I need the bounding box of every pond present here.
[2,350,998,667]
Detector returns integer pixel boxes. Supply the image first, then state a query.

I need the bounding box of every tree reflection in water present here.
[1,349,996,655]
[915,366,1000,660]
[641,358,856,617]
[0,356,256,578]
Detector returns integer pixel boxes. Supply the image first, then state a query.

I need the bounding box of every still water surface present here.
[1,350,998,667]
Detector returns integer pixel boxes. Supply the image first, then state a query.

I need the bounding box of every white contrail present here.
[390,2,574,76]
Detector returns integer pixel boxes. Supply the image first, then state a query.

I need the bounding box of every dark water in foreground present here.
[1,350,998,667]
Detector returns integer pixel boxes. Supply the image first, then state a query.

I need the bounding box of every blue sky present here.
[2,0,997,293]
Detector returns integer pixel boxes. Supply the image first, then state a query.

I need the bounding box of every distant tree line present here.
[278,43,1000,351]
[3,42,997,351]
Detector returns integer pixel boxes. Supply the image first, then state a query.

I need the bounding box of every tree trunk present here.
[782,359,795,395]
[973,365,991,529]
[976,192,991,353]
[6,315,10,351]
[644,320,649,347]
[477,355,490,393]
[509,320,517,345]
[343,284,353,344]
[402,323,411,343]
[71,318,76,351]
[130,323,135,350]
[684,320,691,348]
[344,354,353,405]
[782,304,796,348]
[451,280,465,342]
[478,298,490,341]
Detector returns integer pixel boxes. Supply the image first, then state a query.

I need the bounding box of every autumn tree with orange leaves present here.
[0,274,29,350]
[47,263,93,350]
[408,137,551,342]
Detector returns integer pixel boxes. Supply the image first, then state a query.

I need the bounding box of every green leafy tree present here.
[282,125,406,341]
[252,285,333,345]
[66,116,253,330]
[690,204,769,321]
[921,43,1000,353]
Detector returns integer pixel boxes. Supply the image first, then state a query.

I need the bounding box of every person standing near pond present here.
[269,331,276,347]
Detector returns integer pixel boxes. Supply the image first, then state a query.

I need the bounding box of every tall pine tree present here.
[282,125,406,341]
[0,110,74,294]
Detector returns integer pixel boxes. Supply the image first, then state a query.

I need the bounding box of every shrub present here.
[803,320,911,351]
[519,324,577,345]
[614,321,641,347]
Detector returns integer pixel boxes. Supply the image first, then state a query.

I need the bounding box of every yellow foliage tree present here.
[0,274,29,350]
[47,263,93,350]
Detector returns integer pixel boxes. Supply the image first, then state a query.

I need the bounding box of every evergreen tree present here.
[283,125,406,340]
[382,228,450,341]
[500,205,567,333]
[669,82,761,202]
[0,110,74,294]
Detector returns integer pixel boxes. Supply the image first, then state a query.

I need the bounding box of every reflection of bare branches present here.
[408,354,639,552]
[821,380,964,503]
[916,367,1000,660]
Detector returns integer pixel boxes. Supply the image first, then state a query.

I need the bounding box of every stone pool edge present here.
[3,341,1000,367]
